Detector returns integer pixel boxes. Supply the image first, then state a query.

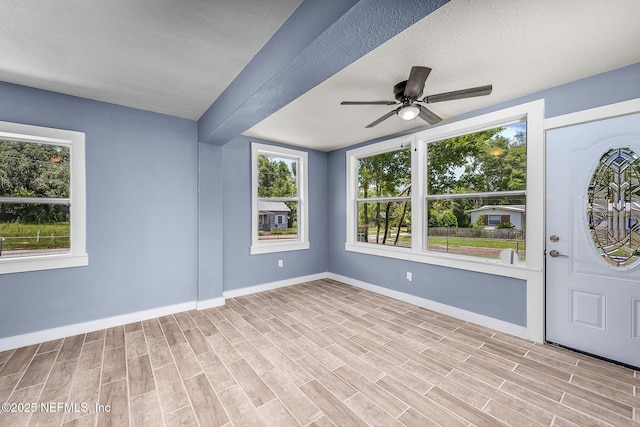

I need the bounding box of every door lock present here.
[549,235,559,242]
[549,250,568,258]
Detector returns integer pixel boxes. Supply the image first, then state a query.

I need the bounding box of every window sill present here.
[344,242,536,279]
[251,241,310,255]
[0,253,88,275]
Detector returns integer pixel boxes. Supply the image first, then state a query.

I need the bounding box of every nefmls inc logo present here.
[41,402,89,413]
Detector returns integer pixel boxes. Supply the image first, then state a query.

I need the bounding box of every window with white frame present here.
[356,146,412,247]
[426,121,527,262]
[251,142,309,254]
[0,121,87,274]
[345,101,544,279]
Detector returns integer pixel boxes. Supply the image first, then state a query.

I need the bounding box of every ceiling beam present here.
[197,0,450,145]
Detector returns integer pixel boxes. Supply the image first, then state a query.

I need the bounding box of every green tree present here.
[257,155,296,198]
[475,131,526,192]
[427,129,500,194]
[427,127,526,194]
[358,148,411,244]
[0,140,70,223]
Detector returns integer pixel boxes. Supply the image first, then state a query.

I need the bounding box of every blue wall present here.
[219,136,328,290]
[457,62,640,123]
[0,82,198,338]
[198,143,224,301]
[197,135,330,295]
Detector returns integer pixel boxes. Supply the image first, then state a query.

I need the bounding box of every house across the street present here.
[467,204,525,229]
[258,201,290,231]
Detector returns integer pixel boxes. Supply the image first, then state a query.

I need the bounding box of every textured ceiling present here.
[2,0,639,150]
[0,0,301,120]
[245,0,640,151]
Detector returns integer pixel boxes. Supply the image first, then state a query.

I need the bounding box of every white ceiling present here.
[245,0,640,151]
[0,0,301,120]
[1,1,639,151]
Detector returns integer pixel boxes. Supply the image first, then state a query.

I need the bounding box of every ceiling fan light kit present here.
[341,66,493,128]
[398,105,420,120]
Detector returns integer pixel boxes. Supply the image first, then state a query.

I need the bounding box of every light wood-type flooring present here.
[1,279,639,426]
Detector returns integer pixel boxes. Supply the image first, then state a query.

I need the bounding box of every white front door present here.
[546,112,640,368]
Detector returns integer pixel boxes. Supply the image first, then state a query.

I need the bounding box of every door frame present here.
[542,98,640,344]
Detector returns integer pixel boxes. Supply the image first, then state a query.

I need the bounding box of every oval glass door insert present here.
[587,147,640,267]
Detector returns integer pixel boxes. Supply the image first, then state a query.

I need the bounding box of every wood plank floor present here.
[1,279,638,426]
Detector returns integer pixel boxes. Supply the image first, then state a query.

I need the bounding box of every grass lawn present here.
[258,227,298,241]
[0,222,70,250]
[428,236,525,259]
[360,227,526,259]
[427,236,525,250]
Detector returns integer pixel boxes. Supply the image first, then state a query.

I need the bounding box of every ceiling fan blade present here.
[340,101,398,105]
[404,66,431,98]
[417,104,442,125]
[423,84,493,103]
[365,108,400,128]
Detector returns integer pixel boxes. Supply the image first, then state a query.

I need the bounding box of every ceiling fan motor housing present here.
[393,80,422,102]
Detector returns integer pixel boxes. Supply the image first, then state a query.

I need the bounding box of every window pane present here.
[426,195,525,261]
[0,140,70,198]
[358,148,411,198]
[258,201,298,242]
[0,203,70,257]
[427,122,526,195]
[257,155,297,198]
[357,200,411,248]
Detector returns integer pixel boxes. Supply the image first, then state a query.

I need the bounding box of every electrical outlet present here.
[406,272,412,282]
[278,260,283,268]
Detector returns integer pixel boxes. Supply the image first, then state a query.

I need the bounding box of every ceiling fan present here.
[340,66,492,128]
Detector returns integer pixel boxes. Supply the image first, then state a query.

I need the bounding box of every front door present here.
[546,112,640,368]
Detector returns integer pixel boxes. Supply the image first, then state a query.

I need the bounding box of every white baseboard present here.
[196,297,226,310]
[0,272,329,352]
[0,270,531,352]
[328,272,530,340]
[0,301,196,352]
[223,272,329,299]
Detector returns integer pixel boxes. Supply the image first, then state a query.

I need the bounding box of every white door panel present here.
[546,112,640,368]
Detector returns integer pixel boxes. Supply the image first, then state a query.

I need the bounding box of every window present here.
[357,147,411,247]
[488,215,503,226]
[0,121,87,274]
[346,101,544,279]
[251,142,308,254]
[426,122,527,262]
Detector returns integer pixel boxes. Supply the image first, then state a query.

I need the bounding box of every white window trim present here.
[0,121,88,274]
[251,142,309,255]
[345,100,545,280]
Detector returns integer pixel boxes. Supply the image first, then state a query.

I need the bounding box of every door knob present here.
[549,250,568,258]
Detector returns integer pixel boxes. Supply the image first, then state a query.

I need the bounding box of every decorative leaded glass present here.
[587,147,640,267]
